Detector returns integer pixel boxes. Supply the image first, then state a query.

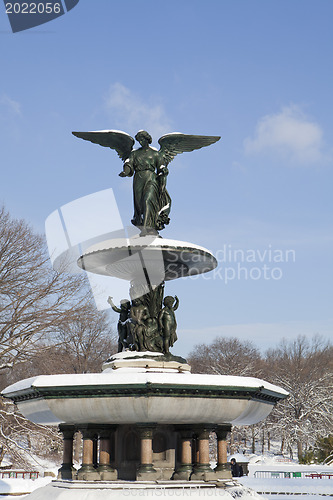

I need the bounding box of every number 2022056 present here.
[5,3,62,14]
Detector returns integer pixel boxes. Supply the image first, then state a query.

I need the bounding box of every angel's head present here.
[135,130,152,146]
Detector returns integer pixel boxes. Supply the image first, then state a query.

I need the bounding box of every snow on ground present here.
[0,476,52,496]
[1,451,333,498]
[0,475,332,499]
[1,481,266,500]
[0,451,58,498]
[240,476,333,496]
[0,473,332,499]
[240,457,333,500]
[248,456,333,476]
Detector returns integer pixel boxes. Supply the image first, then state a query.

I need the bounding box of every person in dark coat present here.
[230,458,243,477]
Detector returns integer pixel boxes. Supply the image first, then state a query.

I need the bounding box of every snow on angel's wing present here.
[158,133,221,165]
[72,130,135,162]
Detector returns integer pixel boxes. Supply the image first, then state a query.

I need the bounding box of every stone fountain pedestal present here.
[3,351,287,488]
[1,234,289,497]
[23,478,266,500]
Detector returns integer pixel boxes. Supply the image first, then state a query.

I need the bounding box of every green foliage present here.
[315,435,333,463]
[299,448,315,464]
[299,435,333,464]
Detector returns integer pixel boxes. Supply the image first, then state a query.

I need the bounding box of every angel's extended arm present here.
[119,156,134,177]
[107,296,121,314]
[173,296,179,311]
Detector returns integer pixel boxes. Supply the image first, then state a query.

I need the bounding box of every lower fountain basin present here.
[2,367,288,427]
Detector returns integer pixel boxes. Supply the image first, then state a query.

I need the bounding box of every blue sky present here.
[1,0,332,357]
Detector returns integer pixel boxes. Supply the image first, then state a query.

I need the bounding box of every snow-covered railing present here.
[305,473,333,479]
[0,471,39,480]
[253,470,328,479]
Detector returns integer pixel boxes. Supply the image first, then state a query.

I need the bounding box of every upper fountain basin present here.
[77,235,217,281]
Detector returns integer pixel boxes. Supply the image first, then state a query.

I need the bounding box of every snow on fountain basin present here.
[2,369,288,426]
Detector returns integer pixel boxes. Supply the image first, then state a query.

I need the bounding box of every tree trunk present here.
[280,437,285,454]
[251,428,255,454]
[261,429,265,454]
[230,428,235,454]
[0,446,5,465]
[297,440,303,461]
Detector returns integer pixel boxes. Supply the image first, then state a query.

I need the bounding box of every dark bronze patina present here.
[72,130,220,234]
[74,129,220,353]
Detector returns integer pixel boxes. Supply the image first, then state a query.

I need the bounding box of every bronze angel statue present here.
[72,129,220,235]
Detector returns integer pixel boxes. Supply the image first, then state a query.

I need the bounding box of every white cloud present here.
[244,105,324,165]
[0,94,21,117]
[104,83,172,140]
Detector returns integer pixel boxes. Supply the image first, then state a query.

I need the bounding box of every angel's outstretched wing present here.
[158,133,220,165]
[72,130,135,162]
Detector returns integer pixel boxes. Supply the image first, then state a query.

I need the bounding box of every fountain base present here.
[24,479,265,500]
